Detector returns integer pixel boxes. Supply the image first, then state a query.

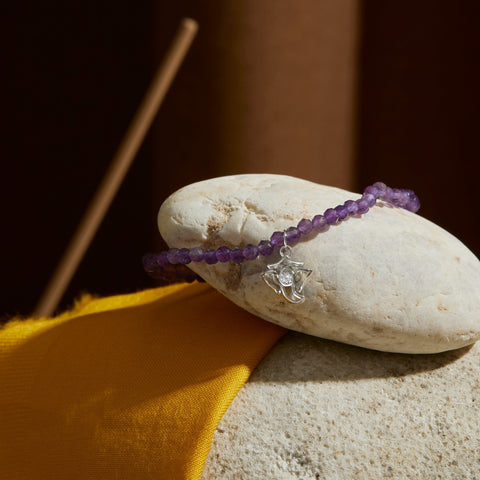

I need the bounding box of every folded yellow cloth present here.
[0,283,286,480]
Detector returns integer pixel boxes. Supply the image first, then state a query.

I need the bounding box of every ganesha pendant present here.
[261,245,312,304]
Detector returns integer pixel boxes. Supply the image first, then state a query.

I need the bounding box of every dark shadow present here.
[249,331,473,383]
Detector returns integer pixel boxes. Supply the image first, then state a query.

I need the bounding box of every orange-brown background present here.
[2,2,479,317]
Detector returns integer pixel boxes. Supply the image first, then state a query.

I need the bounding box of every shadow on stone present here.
[249,331,473,383]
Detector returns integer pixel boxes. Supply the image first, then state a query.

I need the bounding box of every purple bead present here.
[189,247,204,262]
[177,248,191,264]
[382,187,394,203]
[144,251,169,268]
[204,249,218,265]
[243,244,259,260]
[372,182,387,196]
[392,188,412,208]
[356,198,370,214]
[285,227,300,244]
[258,240,274,256]
[230,247,245,264]
[156,251,169,267]
[270,231,285,247]
[324,208,339,225]
[362,193,376,208]
[344,199,358,215]
[390,188,403,205]
[166,248,180,264]
[312,214,327,231]
[297,218,313,235]
[400,190,412,206]
[364,185,380,198]
[142,254,157,272]
[334,205,348,220]
[408,198,421,213]
[216,246,231,262]
[404,190,421,212]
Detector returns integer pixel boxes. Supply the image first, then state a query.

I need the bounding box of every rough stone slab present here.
[201,332,480,479]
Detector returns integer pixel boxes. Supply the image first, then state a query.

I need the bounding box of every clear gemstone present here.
[278,267,294,286]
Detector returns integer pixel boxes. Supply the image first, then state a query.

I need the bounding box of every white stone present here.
[201,332,480,479]
[158,174,480,353]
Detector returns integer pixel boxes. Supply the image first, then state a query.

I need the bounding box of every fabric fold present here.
[0,283,286,480]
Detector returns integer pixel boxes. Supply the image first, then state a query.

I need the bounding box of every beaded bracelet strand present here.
[143,181,420,302]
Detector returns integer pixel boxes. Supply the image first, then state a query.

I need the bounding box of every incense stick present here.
[34,18,198,318]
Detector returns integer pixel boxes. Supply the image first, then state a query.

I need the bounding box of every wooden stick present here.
[34,18,198,318]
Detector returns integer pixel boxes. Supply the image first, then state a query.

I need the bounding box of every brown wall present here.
[356,1,480,256]
[152,1,359,196]
[1,4,157,316]
[2,2,478,317]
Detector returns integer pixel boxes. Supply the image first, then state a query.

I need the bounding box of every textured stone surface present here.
[158,174,480,353]
[201,332,480,479]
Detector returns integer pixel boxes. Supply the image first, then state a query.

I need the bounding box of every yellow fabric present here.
[0,283,286,480]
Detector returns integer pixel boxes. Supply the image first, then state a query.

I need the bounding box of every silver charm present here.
[262,242,312,304]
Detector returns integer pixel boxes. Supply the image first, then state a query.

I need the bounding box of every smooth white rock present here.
[158,174,480,353]
[201,332,480,479]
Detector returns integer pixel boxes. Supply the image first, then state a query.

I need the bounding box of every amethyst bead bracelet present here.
[143,182,420,282]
